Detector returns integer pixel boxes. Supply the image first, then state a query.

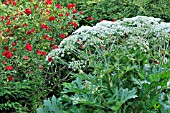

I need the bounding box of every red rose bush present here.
[0,0,84,82]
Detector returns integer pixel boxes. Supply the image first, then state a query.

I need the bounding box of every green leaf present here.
[103,66,114,74]
[52,95,57,107]
[149,69,170,82]
[37,108,48,113]
[131,77,143,89]
[119,88,138,104]
[44,99,52,108]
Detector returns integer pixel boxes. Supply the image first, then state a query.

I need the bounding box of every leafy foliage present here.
[75,0,170,26]
[37,16,170,112]
[0,81,39,113]
[37,95,62,113]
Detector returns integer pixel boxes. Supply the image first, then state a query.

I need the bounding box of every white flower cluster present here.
[126,36,149,52]
[123,16,161,27]
[47,16,170,71]
[68,60,87,71]
[153,22,170,33]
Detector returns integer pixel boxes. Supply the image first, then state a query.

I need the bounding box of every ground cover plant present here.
[0,0,170,112]
[38,16,170,112]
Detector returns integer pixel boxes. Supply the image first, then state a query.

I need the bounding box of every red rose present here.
[50,44,54,47]
[47,27,51,31]
[34,4,38,9]
[36,50,42,55]
[79,11,83,15]
[60,34,65,39]
[6,66,13,71]
[12,1,16,6]
[8,76,13,81]
[69,21,72,24]
[58,13,63,16]
[44,35,48,39]
[19,12,23,15]
[23,56,29,60]
[3,51,13,58]
[26,28,35,35]
[4,1,10,5]
[6,20,11,25]
[36,50,47,56]
[87,17,93,21]
[69,21,78,28]
[43,35,53,40]
[46,0,52,5]
[12,48,17,52]
[41,24,48,29]
[46,10,50,15]
[25,43,33,51]
[48,56,53,62]
[65,12,70,16]
[13,16,17,20]
[72,22,78,28]
[41,51,47,56]
[48,16,56,21]
[12,42,16,46]
[25,8,32,15]
[5,15,9,20]
[22,23,28,27]
[1,16,5,21]
[101,46,105,49]
[6,28,10,33]
[4,46,9,51]
[53,45,58,49]
[56,4,62,8]
[47,37,53,41]
[14,25,20,29]
[68,4,76,9]
[23,38,26,41]
[56,4,62,9]
[30,28,36,33]
[72,10,78,14]
[28,70,31,74]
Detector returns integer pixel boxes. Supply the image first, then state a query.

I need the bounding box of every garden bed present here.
[0,0,170,112]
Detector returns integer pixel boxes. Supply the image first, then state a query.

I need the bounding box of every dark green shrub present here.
[143,0,170,22]
[0,81,39,113]
[75,0,170,26]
